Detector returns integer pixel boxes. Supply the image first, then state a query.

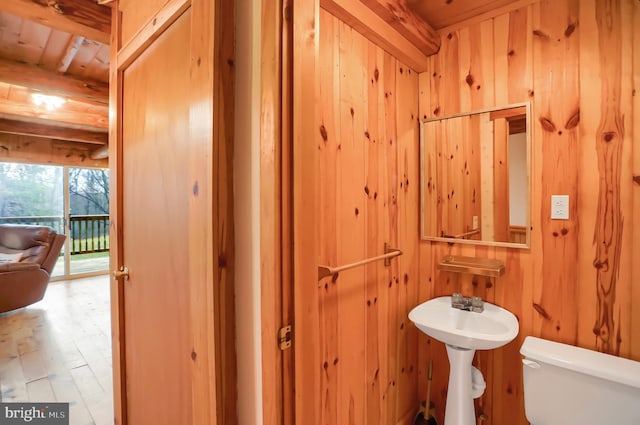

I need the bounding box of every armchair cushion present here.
[0,225,56,265]
[0,252,23,263]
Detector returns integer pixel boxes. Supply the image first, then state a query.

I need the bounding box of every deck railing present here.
[0,214,110,255]
[68,215,110,254]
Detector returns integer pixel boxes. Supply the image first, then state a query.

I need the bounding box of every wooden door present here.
[109,1,237,424]
[121,10,192,424]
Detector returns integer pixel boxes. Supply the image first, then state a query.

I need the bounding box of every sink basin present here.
[408,296,519,350]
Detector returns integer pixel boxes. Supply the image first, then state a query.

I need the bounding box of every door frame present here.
[108,0,236,423]
[260,0,318,422]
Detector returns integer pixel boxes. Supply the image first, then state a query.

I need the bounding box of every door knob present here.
[113,266,129,281]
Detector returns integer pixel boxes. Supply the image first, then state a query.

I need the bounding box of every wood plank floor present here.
[0,275,113,425]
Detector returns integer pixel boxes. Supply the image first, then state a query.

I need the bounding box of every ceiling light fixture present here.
[31,93,66,111]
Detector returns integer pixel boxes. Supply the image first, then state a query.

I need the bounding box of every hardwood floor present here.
[0,275,113,425]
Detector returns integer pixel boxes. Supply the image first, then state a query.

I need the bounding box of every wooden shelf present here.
[437,255,505,277]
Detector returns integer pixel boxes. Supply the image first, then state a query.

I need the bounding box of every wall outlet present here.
[472,215,479,230]
[551,195,569,220]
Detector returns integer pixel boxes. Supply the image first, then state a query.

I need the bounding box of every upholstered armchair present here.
[0,224,66,313]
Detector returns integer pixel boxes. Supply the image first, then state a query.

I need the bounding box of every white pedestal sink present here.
[408,296,519,425]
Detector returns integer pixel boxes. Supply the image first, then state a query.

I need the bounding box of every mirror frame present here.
[419,101,531,249]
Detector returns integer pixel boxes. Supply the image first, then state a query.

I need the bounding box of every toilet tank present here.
[521,336,640,425]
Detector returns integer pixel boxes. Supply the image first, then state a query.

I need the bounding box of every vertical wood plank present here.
[591,0,633,356]
[364,40,383,425]
[375,46,393,425]
[336,22,367,425]
[631,0,640,361]
[318,10,340,425]
[395,60,420,421]
[577,0,634,357]
[577,0,605,353]
[532,0,580,344]
[293,0,320,422]
[382,50,401,425]
[416,69,434,422]
[259,0,285,423]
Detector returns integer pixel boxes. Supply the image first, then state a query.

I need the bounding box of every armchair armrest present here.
[0,262,41,273]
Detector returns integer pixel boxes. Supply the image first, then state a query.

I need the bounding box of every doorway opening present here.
[0,161,113,424]
[0,161,110,279]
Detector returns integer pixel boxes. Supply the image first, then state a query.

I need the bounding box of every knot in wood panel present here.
[564,23,577,38]
[532,29,550,40]
[465,73,475,87]
[319,124,328,142]
[565,110,580,129]
[593,259,608,271]
[539,116,557,133]
[532,303,551,320]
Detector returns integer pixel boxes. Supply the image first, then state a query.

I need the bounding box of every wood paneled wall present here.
[418,1,639,424]
[312,1,638,424]
[315,9,421,425]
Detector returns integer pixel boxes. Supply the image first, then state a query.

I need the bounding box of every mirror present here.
[420,102,530,248]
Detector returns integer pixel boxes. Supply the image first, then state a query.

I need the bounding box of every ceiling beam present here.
[1,0,111,44]
[359,0,440,56]
[0,58,109,104]
[0,97,108,131]
[58,35,85,73]
[0,133,108,167]
[0,118,107,145]
[90,144,109,159]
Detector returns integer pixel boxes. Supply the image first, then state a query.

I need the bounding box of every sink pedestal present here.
[444,345,479,425]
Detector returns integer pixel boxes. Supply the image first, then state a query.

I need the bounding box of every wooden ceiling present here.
[0,0,111,162]
[406,0,531,31]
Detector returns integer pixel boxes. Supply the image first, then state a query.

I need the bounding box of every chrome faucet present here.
[451,293,484,313]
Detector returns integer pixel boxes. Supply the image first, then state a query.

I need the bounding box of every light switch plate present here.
[551,195,569,220]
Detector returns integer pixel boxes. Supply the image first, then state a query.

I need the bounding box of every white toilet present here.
[521,336,640,425]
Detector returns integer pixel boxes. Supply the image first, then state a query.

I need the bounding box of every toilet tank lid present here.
[521,336,640,389]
